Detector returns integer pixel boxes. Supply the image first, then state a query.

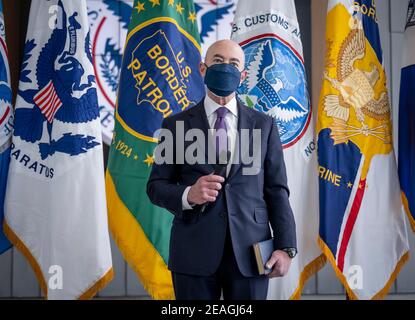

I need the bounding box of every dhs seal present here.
[238,34,311,149]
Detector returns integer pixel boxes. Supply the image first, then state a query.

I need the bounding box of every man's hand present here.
[187,174,225,205]
[266,250,292,278]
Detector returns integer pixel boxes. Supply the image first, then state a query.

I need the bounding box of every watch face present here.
[286,248,297,258]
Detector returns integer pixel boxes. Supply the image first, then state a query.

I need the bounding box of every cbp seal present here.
[238,34,311,149]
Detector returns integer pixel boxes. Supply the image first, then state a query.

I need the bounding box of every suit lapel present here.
[187,100,216,170]
[228,100,255,180]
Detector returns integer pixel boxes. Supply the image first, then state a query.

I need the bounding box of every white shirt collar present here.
[204,94,238,118]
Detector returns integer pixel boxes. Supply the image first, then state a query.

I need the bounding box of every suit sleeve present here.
[264,118,297,250]
[146,118,191,218]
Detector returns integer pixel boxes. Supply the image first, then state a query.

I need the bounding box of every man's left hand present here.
[265,250,292,278]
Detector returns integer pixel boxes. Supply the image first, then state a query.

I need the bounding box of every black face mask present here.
[203,63,242,97]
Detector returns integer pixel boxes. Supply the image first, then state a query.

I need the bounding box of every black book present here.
[252,238,274,275]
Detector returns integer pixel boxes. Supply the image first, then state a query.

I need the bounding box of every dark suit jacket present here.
[147,99,296,277]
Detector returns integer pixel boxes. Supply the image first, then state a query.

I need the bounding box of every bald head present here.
[204,40,246,71]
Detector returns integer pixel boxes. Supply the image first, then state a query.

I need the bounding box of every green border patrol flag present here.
[106,0,204,299]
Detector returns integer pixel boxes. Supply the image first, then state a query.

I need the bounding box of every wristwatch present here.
[282,247,297,259]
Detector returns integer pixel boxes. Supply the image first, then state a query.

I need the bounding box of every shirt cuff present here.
[182,186,194,210]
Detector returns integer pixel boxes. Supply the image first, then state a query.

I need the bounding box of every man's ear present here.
[240,70,248,84]
[199,62,207,77]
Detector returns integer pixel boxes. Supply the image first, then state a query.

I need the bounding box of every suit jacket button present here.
[225,184,231,190]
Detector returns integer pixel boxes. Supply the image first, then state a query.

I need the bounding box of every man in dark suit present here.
[147,40,297,300]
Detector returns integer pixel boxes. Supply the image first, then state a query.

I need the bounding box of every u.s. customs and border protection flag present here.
[232,0,326,300]
[399,0,415,232]
[3,0,113,299]
[317,0,409,299]
[106,0,204,299]
[0,0,12,255]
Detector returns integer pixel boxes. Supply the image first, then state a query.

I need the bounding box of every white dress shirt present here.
[182,95,238,210]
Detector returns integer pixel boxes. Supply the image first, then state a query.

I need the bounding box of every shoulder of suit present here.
[238,101,274,124]
[164,99,204,125]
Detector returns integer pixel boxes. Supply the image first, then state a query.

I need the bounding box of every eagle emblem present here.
[14,0,100,160]
[238,36,311,148]
[323,19,391,145]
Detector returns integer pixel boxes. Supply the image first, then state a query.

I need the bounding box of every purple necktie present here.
[214,107,229,160]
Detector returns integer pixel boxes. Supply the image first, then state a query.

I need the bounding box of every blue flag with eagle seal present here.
[4,0,113,299]
[0,0,12,255]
